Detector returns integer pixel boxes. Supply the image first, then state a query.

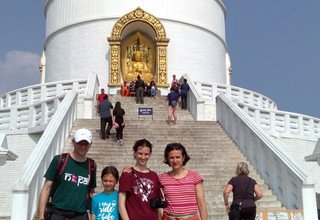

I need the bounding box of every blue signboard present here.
[138,108,153,115]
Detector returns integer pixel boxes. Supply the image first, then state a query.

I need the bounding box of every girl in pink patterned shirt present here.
[159,143,208,220]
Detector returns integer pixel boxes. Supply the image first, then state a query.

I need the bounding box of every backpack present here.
[49,153,96,209]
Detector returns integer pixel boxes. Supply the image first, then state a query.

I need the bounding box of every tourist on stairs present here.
[223,162,263,220]
[98,94,113,139]
[113,101,125,146]
[166,88,180,126]
[118,139,161,220]
[159,143,208,220]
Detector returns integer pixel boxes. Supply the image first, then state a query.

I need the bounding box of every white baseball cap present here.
[74,128,92,144]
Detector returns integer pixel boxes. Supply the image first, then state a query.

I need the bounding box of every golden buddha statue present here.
[126,51,153,83]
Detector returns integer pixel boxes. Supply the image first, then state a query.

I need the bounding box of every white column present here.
[11,188,29,220]
[83,97,93,119]
[302,180,318,220]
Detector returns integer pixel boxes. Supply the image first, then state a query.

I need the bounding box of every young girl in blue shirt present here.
[91,166,120,220]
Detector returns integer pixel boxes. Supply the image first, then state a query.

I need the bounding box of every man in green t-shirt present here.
[38,128,97,220]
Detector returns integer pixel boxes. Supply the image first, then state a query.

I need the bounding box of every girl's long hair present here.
[113,101,122,115]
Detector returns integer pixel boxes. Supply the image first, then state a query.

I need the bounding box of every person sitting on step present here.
[121,81,129,97]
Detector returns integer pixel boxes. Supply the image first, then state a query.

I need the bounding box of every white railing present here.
[180,75,206,120]
[238,102,320,140]
[216,94,318,219]
[11,91,78,220]
[185,76,320,140]
[83,72,99,119]
[0,79,87,108]
[9,72,99,219]
[194,80,278,110]
[0,94,65,132]
[0,72,99,132]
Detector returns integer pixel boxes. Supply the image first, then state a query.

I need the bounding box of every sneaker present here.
[120,139,123,146]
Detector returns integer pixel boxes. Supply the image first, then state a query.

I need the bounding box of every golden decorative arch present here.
[108,7,170,87]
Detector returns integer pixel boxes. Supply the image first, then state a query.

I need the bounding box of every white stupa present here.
[2,1,319,219]
[43,0,229,94]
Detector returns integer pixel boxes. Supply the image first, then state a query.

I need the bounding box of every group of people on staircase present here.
[97,90,126,145]
[37,131,208,220]
[166,75,190,126]
[120,76,158,101]
[38,78,262,220]
[120,74,191,127]
[98,74,190,131]
[38,127,263,220]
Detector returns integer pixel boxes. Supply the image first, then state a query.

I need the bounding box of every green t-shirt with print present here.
[44,155,96,212]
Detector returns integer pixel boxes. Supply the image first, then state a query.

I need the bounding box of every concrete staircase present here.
[64,94,284,219]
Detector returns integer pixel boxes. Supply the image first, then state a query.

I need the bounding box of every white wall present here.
[44,0,227,89]
[279,137,320,193]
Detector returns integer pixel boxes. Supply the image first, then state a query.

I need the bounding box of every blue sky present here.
[0,1,319,118]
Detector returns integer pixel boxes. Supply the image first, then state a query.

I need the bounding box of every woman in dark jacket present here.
[112,101,125,145]
[223,162,263,220]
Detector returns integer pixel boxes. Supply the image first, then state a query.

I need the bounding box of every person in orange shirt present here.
[121,81,129,96]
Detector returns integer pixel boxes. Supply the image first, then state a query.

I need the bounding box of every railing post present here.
[226,86,232,99]
[73,81,80,92]
[16,91,21,106]
[239,89,244,104]
[40,85,47,102]
[269,111,276,134]
[11,187,29,220]
[284,114,291,136]
[254,108,261,125]
[56,83,64,96]
[29,106,36,128]
[298,116,304,136]
[211,84,218,102]
[249,92,254,107]
[6,93,11,108]
[0,95,4,108]
[27,88,33,105]
[9,108,18,130]
[309,118,315,135]
[302,181,318,220]
[41,102,48,125]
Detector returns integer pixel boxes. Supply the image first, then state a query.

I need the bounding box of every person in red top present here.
[118,139,160,220]
[159,143,208,220]
[97,88,106,103]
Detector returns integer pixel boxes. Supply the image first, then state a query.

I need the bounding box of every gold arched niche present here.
[107,7,170,87]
